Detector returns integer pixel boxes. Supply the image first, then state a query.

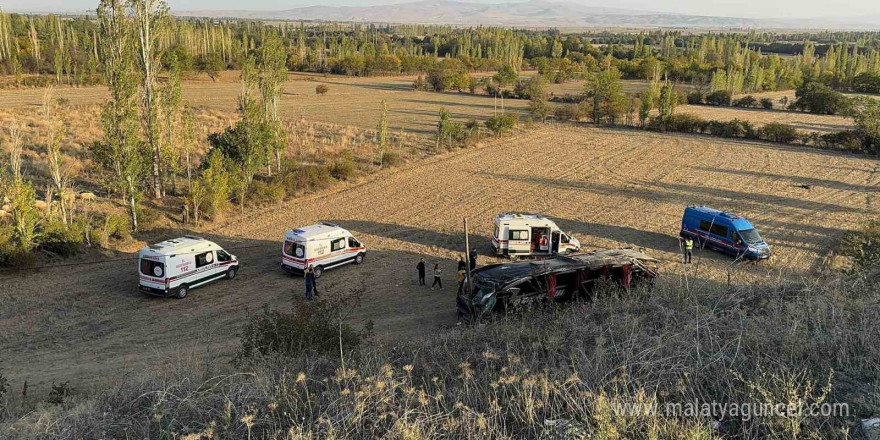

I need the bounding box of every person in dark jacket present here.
[469,248,478,270]
[416,258,426,286]
[304,265,317,299]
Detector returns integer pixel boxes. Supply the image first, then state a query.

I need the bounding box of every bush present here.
[707,119,748,138]
[705,90,732,106]
[649,113,707,133]
[330,153,357,180]
[733,95,758,108]
[760,98,774,109]
[412,75,428,91]
[484,113,518,135]
[760,123,799,143]
[686,91,704,105]
[315,84,329,95]
[818,130,863,151]
[280,163,333,193]
[248,179,286,205]
[39,219,85,257]
[790,81,851,115]
[47,381,73,406]
[381,151,403,167]
[852,72,880,94]
[235,303,361,364]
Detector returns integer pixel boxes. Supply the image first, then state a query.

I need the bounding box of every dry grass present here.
[3,270,877,439]
[1,125,877,399]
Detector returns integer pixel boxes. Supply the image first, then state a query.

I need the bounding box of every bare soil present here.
[2,125,877,395]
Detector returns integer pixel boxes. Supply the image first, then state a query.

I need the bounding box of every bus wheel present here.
[354,253,365,264]
[313,266,324,278]
[176,285,189,299]
[227,267,237,280]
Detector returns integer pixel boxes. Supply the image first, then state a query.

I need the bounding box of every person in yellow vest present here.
[684,237,694,264]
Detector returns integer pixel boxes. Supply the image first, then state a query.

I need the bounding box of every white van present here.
[491,213,580,259]
[138,236,239,299]
[281,222,366,278]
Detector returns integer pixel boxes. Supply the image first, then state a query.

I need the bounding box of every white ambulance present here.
[491,213,581,259]
[138,236,239,299]
[281,222,366,278]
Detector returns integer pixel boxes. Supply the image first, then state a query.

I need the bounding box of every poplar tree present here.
[376,100,388,167]
[129,0,168,199]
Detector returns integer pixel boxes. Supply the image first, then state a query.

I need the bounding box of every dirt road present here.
[2,125,877,393]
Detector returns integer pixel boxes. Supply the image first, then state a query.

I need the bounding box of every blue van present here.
[680,206,771,261]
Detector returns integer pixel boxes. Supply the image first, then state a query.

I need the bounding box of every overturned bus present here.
[457,249,659,321]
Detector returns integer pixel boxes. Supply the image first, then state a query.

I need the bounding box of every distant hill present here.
[177,0,767,28]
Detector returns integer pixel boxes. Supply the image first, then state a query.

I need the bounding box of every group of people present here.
[416,248,479,292]
[299,248,481,300]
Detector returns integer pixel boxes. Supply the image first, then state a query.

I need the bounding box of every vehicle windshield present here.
[738,228,763,244]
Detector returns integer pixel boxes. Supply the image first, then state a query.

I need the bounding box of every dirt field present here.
[2,125,877,394]
[0,73,853,139]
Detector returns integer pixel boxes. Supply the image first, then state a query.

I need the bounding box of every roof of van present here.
[495,213,552,223]
[285,222,349,240]
[141,236,219,256]
[685,206,755,229]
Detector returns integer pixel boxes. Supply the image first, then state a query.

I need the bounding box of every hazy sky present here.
[1,0,877,20]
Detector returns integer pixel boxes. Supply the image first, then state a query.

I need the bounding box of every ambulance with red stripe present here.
[491,213,581,260]
[281,223,366,278]
[138,236,239,299]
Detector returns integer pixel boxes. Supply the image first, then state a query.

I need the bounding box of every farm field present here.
[0,73,854,140]
[1,125,877,394]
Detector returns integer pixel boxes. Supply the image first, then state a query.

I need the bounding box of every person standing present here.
[469,248,478,271]
[304,265,316,299]
[416,258,426,286]
[684,237,694,264]
[431,263,442,289]
[457,256,466,293]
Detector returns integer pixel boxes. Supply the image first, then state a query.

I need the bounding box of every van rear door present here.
[139,256,167,292]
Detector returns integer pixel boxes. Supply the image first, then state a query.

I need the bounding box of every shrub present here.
[760,98,774,109]
[852,72,880,94]
[412,75,428,91]
[248,180,286,205]
[705,90,732,106]
[484,113,518,136]
[315,84,329,95]
[790,81,851,115]
[39,219,85,257]
[649,113,707,133]
[686,91,704,105]
[707,119,748,138]
[47,381,73,406]
[818,131,863,151]
[760,123,799,143]
[280,163,333,193]
[235,303,361,364]
[330,154,357,181]
[732,95,758,108]
[381,151,403,167]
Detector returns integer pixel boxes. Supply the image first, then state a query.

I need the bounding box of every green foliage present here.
[7,180,40,252]
[732,95,759,108]
[197,149,231,219]
[492,64,518,88]
[195,53,224,81]
[47,381,73,406]
[760,98,774,109]
[840,220,880,268]
[818,131,864,151]
[411,75,428,91]
[427,58,468,91]
[330,151,357,180]
[485,113,518,136]
[656,82,678,129]
[39,218,85,257]
[315,84,329,95]
[585,66,627,124]
[852,72,880,94]
[278,160,333,193]
[686,91,704,105]
[705,90,732,106]
[851,96,880,154]
[235,303,361,364]
[790,81,851,115]
[248,179,286,206]
[760,123,799,144]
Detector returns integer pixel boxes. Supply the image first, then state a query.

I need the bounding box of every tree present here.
[129,0,169,199]
[639,77,660,127]
[160,51,182,195]
[527,75,550,122]
[790,81,850,115]
[43,87,71,224]
[585,66,627,124]
[657,82,678,130]
[851,97,880,154]
[493,64,518,88]
[97,0,147,231]
[256,33,288,173]
[376,100,389,167]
